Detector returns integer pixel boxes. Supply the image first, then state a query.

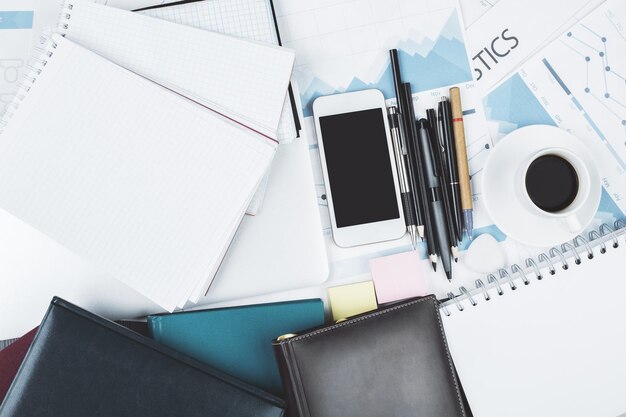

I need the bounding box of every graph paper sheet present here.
[139,0,298,144]
[61,0,295,140]
[137,0,297,215]
[0,35,276,311]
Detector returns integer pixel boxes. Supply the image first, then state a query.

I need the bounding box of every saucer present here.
[482,125,601,247]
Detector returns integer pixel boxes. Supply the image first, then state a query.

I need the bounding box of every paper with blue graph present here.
[483,0,626,227]
[272,0,502,294]
[0,1,34,115]
[484,0,626,228]
[275,0,473,117]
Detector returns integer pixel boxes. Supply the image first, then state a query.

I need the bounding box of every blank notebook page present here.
[139,0,298,144]
[441,244,626,417]
[61,0,295,140]
[0,35,275,312]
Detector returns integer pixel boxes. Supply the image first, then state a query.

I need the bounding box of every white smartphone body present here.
[313,89,406,248]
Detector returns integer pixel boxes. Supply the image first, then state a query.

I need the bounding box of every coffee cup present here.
[515,147,595,234]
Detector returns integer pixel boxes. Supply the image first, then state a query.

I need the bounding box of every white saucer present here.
[482,125,601,247]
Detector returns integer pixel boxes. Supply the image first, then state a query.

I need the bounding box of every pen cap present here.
[387,106,400,129]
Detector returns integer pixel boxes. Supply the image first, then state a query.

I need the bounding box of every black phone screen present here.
[319,108,400,228]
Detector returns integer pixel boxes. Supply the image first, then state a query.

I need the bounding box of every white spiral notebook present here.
[0,34,276,312]
[440,223,626,417]
[58,0,295,141]
[135,0,299,215]
[138,0,299,144]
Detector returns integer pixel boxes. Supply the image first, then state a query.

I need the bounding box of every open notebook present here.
[0,34,275,312]
[135,0,299,215]
[58,0,294,141]
[440,222,626,417]
[138,0,299,144]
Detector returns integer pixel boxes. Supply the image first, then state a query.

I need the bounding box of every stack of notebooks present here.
[0,298,287,416]
[0,0,295,312]
[0,295,467,416]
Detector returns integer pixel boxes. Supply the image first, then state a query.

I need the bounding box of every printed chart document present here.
[465,0,596,92]
[0,0,34,115]
[482,0,626,224]
[273,0,501,300]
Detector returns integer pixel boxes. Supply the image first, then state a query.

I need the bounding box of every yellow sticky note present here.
[328,281,378,321]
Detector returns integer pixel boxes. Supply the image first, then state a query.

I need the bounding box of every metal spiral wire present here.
[57,3,74,34]
[0,37,58,134]
[441,221,624,316]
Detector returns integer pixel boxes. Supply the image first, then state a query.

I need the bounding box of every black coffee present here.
[525,154,579,213]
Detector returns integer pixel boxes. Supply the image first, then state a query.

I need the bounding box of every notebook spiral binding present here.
[440,220,626,316]
[57,2,73,35]
[0,33,63,135]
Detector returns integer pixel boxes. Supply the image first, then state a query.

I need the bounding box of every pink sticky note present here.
[369,251,428,304]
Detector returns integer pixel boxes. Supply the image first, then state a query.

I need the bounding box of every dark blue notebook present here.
[0,298,284,417]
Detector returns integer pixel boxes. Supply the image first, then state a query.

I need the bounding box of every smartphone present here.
[313,89,406,247]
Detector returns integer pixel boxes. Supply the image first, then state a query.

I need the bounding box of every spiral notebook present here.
[0,34,276,312]
[58,0,295,141]
[134,0,298,215]
[440,223,626,417]
[137,0,299,144]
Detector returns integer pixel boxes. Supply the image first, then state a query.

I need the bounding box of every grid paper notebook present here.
[59,0,295,140]
[137,0,296,215]
[0,35,275,312]
[440,224,626,417]
[139,0,298,144]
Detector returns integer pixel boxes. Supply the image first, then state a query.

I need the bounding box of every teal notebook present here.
[148,299,325,396]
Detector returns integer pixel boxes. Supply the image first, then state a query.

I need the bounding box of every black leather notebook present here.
[272,295,467,417]
[0,297,285,417]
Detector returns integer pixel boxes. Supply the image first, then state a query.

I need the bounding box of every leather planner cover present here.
[0,327,37,404]
[148,299,325,396]
[272,295,468,417]
[0,297,285,417]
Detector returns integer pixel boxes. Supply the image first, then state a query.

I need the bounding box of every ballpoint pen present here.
[438,97,463,243]
[427,108,459,262]
[419,180,439,273]
[416,118,453,281]
[449,87,474,240]
[390,50,425,240]
[388,106,418,248]
[402,83,438,271]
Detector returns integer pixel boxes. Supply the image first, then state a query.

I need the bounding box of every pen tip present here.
[432,262,437,272]
[445,269,452,282]
[451,246,459,261]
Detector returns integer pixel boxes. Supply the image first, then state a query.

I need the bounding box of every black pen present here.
[390,49,425,241]
[402,83,437,271]
[388,106,418,248]
[416,119,453,281]
[426,108,459,262]
[413,115,439,272]
[438,97,463,243]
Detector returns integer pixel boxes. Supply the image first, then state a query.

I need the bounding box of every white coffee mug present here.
[515,147,594,233]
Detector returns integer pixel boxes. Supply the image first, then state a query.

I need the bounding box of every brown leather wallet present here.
[272,295,468,417]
